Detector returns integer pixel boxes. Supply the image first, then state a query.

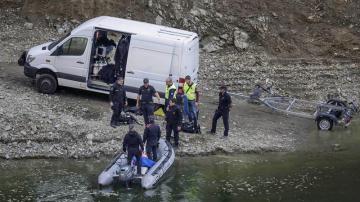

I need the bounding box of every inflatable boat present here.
[98,138,175,189]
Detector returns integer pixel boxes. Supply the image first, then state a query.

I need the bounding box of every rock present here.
[31,125,37,132]
[331,144,343,152]
[155,15,163,25]
[20,130,27,136]
[148,0,153,7]
[234,29,249,50]
[24,22,33,30]
[220,33,230,41]
[0,96,4,99]
[86,133,94,140]
[202,41,223,53]
[57,27,65,34]
[4,125,12,131]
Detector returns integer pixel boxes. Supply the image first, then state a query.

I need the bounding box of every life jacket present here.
[165,83,177,99]
[184,82,196,101]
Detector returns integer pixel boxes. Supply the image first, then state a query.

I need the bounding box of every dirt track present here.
[0,62,330,159]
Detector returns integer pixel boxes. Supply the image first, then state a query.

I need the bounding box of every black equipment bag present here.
[181,121,201,134]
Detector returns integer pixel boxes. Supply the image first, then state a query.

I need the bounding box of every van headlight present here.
[26,55,36,63]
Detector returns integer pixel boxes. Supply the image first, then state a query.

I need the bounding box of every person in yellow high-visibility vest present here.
[165,77,177,111]
[183,75,199,127]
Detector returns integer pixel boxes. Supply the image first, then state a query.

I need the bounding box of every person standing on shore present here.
[208,85,232,138]
[136,78,161,125]
[183,75,199,126]
[165,77,177,111]
[109,77,127,128]
[165,98,182,147]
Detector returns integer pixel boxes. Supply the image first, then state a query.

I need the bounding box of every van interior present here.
[87,29,131,90]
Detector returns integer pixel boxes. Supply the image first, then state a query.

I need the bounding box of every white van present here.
[19,16,199,104]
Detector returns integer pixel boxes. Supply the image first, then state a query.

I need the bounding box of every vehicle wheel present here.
[35,74,57,94]
[317,117,333,131]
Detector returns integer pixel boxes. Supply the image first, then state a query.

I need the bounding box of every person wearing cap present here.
[165,98,182,147]
[143,116,161,161]
[165,77,177,111]
[136,78,161,125]
[183,75,199,126]
[109,77,128,128]
[208,85,232,138]
[123,124,144,176]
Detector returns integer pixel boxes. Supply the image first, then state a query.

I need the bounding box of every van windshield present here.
[48,33,71,50]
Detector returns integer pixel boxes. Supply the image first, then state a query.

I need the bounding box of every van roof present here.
[72,16,198,42]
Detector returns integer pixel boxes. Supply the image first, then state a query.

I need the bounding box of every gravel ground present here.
[0,62,316,159]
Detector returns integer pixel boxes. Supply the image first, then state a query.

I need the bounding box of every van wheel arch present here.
[35,69,58,94]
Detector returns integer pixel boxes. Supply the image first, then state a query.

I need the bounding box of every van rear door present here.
[124,35,175,101]
[181,37,199,83]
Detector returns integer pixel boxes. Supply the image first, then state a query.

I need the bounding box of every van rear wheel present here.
[36,74,57,94]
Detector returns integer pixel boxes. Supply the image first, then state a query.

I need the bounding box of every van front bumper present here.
[24,62,38,79]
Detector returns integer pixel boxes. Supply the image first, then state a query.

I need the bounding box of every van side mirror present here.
[51,46,63,56]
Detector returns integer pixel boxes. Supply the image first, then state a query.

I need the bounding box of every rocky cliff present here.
[0,0,359,100]
[20,0,360,59]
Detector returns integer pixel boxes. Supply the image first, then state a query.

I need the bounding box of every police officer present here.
[183,75,199,126]
[165,77,177,111]
[143,116,161,161]
[110,77,127,128]
[165,98,182,147]
[123,124,144,176]
[136,78,161,125]
[209,85,232,138]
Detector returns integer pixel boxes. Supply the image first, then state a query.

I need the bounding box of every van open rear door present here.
[124,35,176,101]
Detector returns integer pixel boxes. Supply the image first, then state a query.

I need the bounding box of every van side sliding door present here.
[124,35,174,102]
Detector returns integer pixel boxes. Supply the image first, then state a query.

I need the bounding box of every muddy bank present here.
[0,62,324,159]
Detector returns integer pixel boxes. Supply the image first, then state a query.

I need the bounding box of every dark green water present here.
[1,123,359,202]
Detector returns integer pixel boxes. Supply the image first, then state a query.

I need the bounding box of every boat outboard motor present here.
[118,165,135,183]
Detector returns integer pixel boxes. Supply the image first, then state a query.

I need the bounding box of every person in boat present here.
[123,124,144,176]
[165,98,182,147]
[109,76,127,128]
[208,85,232,138]
[143,116,161,161]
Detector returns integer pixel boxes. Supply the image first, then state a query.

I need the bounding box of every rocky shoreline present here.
[1,2,360,160]
[1,61,315,160]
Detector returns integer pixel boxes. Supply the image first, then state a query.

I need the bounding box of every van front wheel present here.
[36,74,57,94]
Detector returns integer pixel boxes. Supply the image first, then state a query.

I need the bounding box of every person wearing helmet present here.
[109,76,127,128]
[208,85,232,138]
[123,124,144,176]
[136,78,161,125]
[143,115,161,161]
[165,98,182,147]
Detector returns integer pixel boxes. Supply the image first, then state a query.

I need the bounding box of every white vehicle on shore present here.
[19,16,199,104]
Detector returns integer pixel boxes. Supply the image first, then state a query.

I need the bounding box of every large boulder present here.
[234,29,249,50]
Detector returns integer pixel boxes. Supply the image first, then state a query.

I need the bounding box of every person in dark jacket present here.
[123,124,144,175]
[165,99,182,147]
[143,116,161,161]
[208,85,232,138]
[110,77,127,128]
[136,78,161,125]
